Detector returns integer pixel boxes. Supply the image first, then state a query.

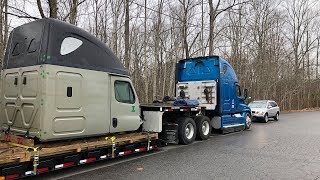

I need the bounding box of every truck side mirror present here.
[244,89,248,99]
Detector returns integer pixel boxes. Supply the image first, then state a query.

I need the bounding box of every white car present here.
[248,100,280,123]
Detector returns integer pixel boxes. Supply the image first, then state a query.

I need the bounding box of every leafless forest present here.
[0,0,320,110]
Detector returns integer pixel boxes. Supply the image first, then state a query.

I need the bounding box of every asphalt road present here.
[33,111,320,180]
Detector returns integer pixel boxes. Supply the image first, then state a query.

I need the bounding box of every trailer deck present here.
[0,132,159,179]
[141,103,206,112]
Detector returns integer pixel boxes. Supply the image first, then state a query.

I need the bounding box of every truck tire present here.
[245,113,252,130]
[195,116,210,140]
[178,117,196,145]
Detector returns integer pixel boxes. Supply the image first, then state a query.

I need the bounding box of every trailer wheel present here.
[195,116,211,140]
[178,117,196,145]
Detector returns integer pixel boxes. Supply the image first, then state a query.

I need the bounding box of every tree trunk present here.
[181,0,189,59]
[316,37,319,79]
[208,0,215,55]
[0,0,8,68]
[201,0,205,56]
[124,0,130,69]
[69,0,78,25]
[144,0,148,103]
[152,0,163,100]
[49,0,58,18]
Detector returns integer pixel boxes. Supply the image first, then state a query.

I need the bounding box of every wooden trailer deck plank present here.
[0,134,34,147]
[40,133,158,156]
[0,132,158,164]
[0,146,32,164]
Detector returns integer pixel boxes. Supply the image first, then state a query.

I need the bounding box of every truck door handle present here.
[14,77,18,85]
[22,77,27,85]
[112,118,118,128]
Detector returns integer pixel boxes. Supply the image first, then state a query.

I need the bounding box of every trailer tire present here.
[195,116,211,140]
[178,117,196,145]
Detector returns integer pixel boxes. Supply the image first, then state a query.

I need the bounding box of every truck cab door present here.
[234,83,244,111]
[109,76,142,133]
[221,82,231,113]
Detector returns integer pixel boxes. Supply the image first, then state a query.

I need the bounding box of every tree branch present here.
[8,5,34,17]
[3,12,39,20]
[37,0,45,18]
[63,0,86,21]
[215,0,249,18]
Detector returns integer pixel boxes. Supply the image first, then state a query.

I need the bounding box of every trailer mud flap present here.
[160,123,178,144]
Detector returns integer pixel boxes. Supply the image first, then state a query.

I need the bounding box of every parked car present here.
[248,100,280,123]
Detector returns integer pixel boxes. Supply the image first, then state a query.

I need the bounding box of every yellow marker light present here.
[110,136,116,142]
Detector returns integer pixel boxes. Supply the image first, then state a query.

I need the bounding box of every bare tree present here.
[0,0,8,68]
[208,0,248,55]
[69,0,78,24]
[110,0,124,56]
[48,0,58,18]
[124,0,130,69]
[152,0,164,100]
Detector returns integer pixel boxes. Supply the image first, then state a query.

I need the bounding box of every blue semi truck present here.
[177,56,252,131]
[141,55,252,145]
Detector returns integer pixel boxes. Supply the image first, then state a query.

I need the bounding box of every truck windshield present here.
[248,101,267,108]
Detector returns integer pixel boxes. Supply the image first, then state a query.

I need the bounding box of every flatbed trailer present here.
[0,132,159,179]
[0,104,206,180]
[0,101,246,180]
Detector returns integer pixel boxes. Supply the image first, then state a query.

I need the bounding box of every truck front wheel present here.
[178,117,196,145]
[195,116,211,140]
